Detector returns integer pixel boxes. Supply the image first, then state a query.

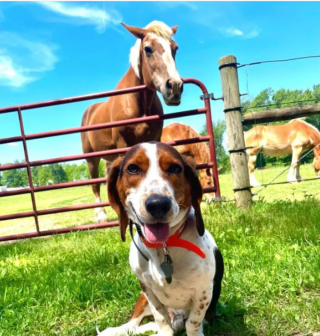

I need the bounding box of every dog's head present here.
[107,142,204,243]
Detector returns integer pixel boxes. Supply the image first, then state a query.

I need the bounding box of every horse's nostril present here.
[145,195,171,218]
[166,79,172,90]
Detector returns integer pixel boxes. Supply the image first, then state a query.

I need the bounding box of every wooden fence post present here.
[218,55,252,208]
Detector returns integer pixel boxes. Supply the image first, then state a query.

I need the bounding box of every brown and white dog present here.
[98,142,224,336]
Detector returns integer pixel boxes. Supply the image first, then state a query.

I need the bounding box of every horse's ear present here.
[171,26,178,35]
[107,156,129,242]
[182,155,205,236]
[121,23,146,39]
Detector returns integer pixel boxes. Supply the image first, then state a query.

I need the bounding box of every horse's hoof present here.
[251,183,261,188]
[95,210,108,224]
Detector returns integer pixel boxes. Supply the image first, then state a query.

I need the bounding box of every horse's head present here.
[313,156,320,177]
[123,21,183,106]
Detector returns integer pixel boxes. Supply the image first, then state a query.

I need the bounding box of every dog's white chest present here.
[129,230,216,310]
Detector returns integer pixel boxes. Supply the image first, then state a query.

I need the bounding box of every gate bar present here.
[0,221,119,242]
[0,85,148,114]
[17,108,40,233]
[0,107,206,145]
[0,135,211,172]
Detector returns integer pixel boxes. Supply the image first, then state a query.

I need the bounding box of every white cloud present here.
[244,27,262,39]
[220,26,261,39]
[7,143,18,147]
[0,33,58,88]
[224,27,244,37]
[37,1,122,33]
[159,1,198,10]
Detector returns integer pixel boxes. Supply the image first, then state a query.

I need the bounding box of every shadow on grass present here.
[206,300,257,336]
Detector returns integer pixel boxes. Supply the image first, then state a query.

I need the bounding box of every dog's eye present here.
[167,164,182,174]
[144,46,153,56]
[127,164,141,175]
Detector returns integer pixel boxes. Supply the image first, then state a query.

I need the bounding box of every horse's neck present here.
[117,67,156,115]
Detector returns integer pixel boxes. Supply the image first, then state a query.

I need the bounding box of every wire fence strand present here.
[243,98,320,110]
[237,55,320,68]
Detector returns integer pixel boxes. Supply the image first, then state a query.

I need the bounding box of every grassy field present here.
[0,165,320,335]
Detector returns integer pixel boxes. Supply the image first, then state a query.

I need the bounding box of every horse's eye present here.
[167,164,182,174]
[144,46,153,56]
[127,164,141,175]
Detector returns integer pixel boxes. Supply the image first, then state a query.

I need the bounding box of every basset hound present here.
[98,142,224,336]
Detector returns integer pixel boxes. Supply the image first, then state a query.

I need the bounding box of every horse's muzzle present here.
[163,79,184,106]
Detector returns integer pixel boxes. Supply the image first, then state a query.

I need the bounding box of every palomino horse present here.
[244,119,320,187]
[161,122,222,201]
[81,21,183,223]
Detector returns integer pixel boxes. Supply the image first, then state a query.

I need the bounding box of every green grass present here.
[1,166,320,335]
[219,163,320,202]
[0,185,118,236]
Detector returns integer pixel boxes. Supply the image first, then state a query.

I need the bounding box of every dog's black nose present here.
[145,195,171,218]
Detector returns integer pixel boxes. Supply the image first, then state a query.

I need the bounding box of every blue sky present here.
[1,1,320,165]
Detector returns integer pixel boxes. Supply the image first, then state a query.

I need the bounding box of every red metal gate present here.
[0,78,220,242]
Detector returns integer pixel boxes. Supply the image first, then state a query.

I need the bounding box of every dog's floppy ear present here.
[182,155,205,236]
[107,156,129,242]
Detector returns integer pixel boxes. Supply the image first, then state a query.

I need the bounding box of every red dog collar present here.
[140,224,206,259]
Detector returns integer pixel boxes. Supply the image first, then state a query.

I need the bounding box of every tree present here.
[2,161,28,187]
[51,163,68,184]
[200,120,230,171]
[38,166,52,186]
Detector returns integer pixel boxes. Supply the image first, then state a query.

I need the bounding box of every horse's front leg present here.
[288,146,304,183]
[87,157,108,223]
[246,148,261,187]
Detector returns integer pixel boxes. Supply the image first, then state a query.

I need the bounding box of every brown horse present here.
[81,21,183,222]
[245,119,320,187]
[161,123,222,201]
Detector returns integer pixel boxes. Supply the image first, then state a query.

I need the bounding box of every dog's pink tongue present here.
[144,223,169,243]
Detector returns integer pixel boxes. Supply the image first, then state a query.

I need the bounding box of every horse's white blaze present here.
[158,36,180,81]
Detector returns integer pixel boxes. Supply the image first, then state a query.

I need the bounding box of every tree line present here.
[0,161,106,188]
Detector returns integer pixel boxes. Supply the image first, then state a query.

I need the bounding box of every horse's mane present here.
[130,21,174,78]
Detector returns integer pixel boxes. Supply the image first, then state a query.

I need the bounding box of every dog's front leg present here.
[143,287,173,336]
[186,283,213,336]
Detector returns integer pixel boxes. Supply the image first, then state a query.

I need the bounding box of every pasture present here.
[0,165,320,335]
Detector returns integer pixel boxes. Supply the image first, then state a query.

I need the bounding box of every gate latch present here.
[200,93,223,101]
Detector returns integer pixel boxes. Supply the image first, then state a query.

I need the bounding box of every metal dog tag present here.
[160,254,173,284]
